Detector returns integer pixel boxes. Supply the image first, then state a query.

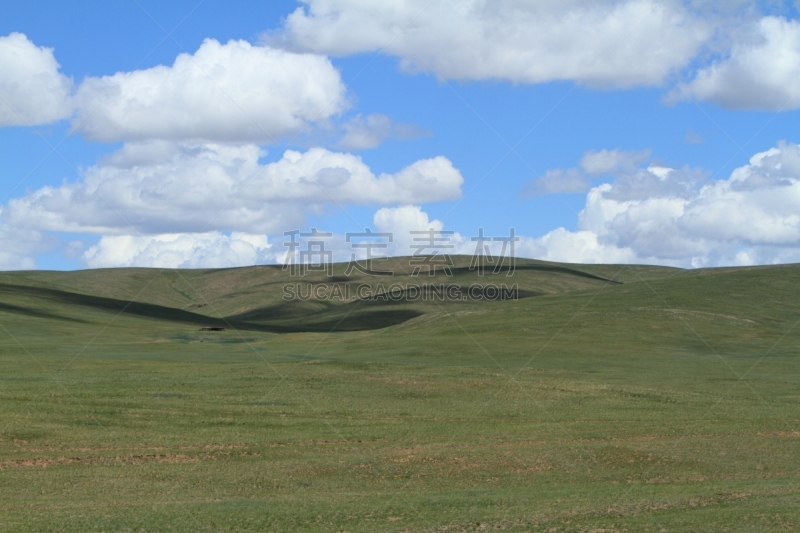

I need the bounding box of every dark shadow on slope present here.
[0,283,230,326]
[229,299,336,322]
[291,308,423,332]
[0,283,419,333]
[226,298,422,332]
[449,264,623,283]
[0,301,89,323]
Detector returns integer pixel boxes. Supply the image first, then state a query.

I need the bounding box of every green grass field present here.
[1,256,799,532]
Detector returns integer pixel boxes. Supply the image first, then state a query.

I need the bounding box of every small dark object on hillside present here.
[199,327,225,331]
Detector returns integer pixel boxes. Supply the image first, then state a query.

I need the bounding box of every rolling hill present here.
[0,257,798,531]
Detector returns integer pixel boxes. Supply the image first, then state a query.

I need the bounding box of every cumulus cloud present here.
[0,205,56,269]
[71,136,800,272]
[373,204,445,253]
[373,205,536,264]
[673,16,800,110]
[0,33,73,127]
[268,0,710,88]
[4,142,463,235]
[579,149,651,175]
[83,206,452,269]
[378,144,800,266]
[521,169,593,196]
[83,232,276,269]
[521,149,654,196]
[519,228,638,264]
[339,113,431,150]
[73,38,347,143]
[527,141,800,266]
[0,227,51,270]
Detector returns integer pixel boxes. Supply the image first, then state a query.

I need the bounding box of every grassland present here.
[0,256,799,531]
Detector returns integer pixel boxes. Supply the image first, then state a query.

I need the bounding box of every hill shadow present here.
[0,301,89,323]
[0,283,419,333]
[448,264,622,283]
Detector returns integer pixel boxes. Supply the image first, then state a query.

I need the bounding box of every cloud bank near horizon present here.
[2,2,800,270]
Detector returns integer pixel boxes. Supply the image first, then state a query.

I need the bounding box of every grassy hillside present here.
[0,257,798,531]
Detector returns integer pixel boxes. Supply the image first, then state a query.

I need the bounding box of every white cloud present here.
[373,205,535,264]
[521,168,593,196]
[73,139,800,272]
[521,149,654,196]
[82,206,452,269]
[339,113,430,150]
[0,207,54,270]
[0,33,73,127]
[5,142,463,236]
[83,232,276,269]
[268,0,710,88]
[579,149,651,175]
[519,228,638,264]
[374,204,445,252]
[73,38,348,143]
[369,143,800,268]
[0,231,49,270]
[528,141,800,266]
[340,113,394,150]
[369,205,641,266]
[674,16,800,110]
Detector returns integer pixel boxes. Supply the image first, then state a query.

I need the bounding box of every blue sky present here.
[2,0,800,270]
